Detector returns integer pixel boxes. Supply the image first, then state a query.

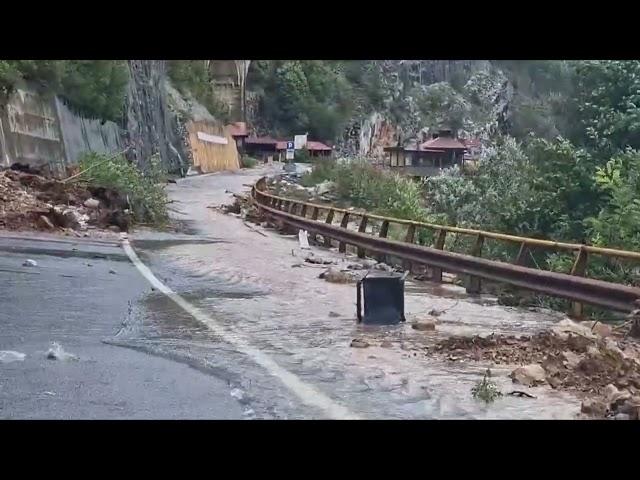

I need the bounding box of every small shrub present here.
[294,147,312,164]
[78,152,169,225]
[471,369,502,404]
[301,158,337,187]
[242,156,258,169]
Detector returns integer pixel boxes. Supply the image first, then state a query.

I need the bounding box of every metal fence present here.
[252,177,640,314]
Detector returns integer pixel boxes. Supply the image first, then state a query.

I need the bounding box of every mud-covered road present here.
[1,164,583,419]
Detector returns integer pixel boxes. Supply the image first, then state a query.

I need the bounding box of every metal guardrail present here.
[251,177,640,314]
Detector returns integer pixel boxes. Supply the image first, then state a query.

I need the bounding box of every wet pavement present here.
[1,164,583,419]
[120,164,581,419]
[0,232,243,419]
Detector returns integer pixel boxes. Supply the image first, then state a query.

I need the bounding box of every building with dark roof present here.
[383,129,472,177]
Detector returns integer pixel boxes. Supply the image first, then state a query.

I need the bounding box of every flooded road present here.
[120,165,581,419]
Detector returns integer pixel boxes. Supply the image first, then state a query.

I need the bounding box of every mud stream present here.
[115,165,581,419]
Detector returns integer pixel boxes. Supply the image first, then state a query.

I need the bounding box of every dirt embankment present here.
[0,168,130,236]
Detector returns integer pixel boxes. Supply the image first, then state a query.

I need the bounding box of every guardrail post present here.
[357,216,368,258]
[288,202,296,214]
[377,220,390,263]
[308,206,320,242]
[569,247,589,318]
[300,205,308,218]
[515,242,528,266]
[403,224,416,272]
[464,234,484,294]
[339,213,350,253]
[324,209,335,248]
[430,229,447,282]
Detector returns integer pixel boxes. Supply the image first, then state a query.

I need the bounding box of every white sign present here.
[197,131,228,145]
[285,150,294,160]
[294,134,307,150]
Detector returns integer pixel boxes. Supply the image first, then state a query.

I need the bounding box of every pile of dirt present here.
[431,318,640,418]
[0,169,130,234]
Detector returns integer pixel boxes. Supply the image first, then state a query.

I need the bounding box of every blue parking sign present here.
[287,141,294,150]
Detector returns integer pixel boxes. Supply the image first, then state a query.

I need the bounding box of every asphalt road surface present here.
[0,232,242,419]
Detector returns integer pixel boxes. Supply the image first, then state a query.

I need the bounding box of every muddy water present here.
[119,165,581,419]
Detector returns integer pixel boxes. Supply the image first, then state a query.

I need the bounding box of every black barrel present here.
[357,272,406,324]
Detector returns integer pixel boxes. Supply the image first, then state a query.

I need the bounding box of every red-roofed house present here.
[244,136,279,163]
[383,129,468,177]
[274,139,333,162]
[227,122,249,156]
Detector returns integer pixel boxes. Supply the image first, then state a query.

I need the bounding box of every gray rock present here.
[350,339,370,348]
[412,321,436,331]
[561,350,583,370]
[83,198,101,209]
[510,364,546,387]
[581,398,608,417]
[38,215,55,229]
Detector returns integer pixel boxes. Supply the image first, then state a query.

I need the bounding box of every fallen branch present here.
[507,391,537,399]
[243,221,267,237]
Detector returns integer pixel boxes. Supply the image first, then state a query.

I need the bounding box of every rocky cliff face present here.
[339,60,513,158]
[123,60,188,174]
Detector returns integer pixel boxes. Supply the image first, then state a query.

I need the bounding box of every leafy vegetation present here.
[471,369,502,404]
[301,158,427,220]
[78,152,168,225]
[167,60,230,122]
[248,60,356,142]
[0,60,128,122]
[241,156,258,169]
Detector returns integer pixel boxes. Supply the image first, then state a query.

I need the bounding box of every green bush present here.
[294,147,312,163]
[242,156,258,168]
[302,158,427,221]
[0,60,128,122]
[78,152,168,225]
[168,60,230,123]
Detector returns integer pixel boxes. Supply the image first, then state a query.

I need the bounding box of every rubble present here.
[431,318,640,418]
[0,169,129,234]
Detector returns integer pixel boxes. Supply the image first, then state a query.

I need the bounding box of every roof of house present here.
[461,138,481,148]
[306,141,332,151]
[420,136,467,150]
[274,140,333,151]
[228,122,248,137]
[245,136,278,145]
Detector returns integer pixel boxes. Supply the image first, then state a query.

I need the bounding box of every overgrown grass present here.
[78,152,169,225]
